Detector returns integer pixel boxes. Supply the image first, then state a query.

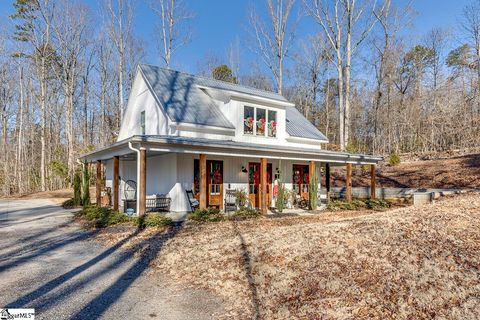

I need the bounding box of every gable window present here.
[268,110,277,137]
[140,110,145,135]
[244,106,254,135]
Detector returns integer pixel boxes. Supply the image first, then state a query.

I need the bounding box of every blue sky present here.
[0,0,472,74]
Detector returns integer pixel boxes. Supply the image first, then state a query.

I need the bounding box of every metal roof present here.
[139,64,235,129]
[286,107,328,142]
[79,135,383,164]
[140,64,329,142]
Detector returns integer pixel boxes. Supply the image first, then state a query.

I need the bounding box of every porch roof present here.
[78,135,383,165]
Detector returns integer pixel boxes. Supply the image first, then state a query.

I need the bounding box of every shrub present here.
[229,207,261,220]
[77,206,130,228]
[327,199,392,211]
[81,163,91,206]
[365,199,391,210]
[62,198,76,209]
[234,189,248,207]
[275,182,285,213]
[389,152,401,166]
[134,213,173,228]
[73,172,82,206]
[188,207,224,222]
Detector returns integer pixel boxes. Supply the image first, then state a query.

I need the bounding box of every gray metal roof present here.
[286,107,328,142]
[140,64,329,141]
[79,135,383,164]
[139,64,235,129]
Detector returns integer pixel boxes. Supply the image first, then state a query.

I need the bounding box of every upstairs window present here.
[244,106,254,134]
[256,108,266,136]
[140,111,145,135]
[268,110,277,137]
[243,105,277,138]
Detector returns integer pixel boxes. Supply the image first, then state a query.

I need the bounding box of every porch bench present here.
[146,195,171,212]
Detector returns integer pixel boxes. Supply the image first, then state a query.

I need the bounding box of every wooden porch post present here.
[346,163,352,202]
[113,156,119,211]
[199,154,207,209]
[370,164,376,200]
[260,157,267,214]
[139,148,147,215]
[96,160,102,207]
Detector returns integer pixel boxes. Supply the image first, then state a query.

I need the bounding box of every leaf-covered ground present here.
[147,194,479,319]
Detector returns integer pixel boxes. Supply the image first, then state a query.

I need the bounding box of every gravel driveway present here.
[0,199,223,319]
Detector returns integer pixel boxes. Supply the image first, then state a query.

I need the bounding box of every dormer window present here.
[243,105,277,138]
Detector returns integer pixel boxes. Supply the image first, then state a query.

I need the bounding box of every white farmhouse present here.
[79,64,381,215]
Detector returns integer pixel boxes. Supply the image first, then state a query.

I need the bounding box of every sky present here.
[0,0,473,74]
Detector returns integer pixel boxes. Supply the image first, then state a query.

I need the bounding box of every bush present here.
[275,182,285,213]
[188,208,224,222]
[77,206,130,228]
[134,213,173,228]
[82,163,91,206]
[327,199,392,211]
[229,207,261,221]
[389,152,401,166]
[62,198,76,209]
[73,172,82,206]
[309,168,318,210]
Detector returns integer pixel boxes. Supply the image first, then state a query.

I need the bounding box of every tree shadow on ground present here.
[68,221,184,319]
[233,222,260,320]
[7,221,184,319]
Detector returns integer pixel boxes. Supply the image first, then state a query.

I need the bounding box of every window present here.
[140,111,145,135]
[268,110,277,137]
[244,106,254,134]
[256,108,266,136]
[243,105,278,138]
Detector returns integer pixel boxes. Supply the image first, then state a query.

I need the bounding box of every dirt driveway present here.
[0,199,223,320]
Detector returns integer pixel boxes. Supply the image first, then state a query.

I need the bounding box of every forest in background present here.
[1,0,480,196]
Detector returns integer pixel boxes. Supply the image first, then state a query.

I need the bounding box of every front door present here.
[207,160,223,209]
[293,164,309,200]
[248,162,272,208]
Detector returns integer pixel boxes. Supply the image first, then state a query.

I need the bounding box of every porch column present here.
[309,161,316,209]
[346,163,352,202]
[325,163,331,193]
[199,154,207,209]
[138,148,147,215]
[113,156,119,211]
[260,157,267,214]
[96,160,102,207]
[370,164,376,199]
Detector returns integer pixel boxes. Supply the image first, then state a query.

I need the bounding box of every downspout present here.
[128,141,141,214]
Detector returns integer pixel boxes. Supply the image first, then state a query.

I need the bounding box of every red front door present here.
[248,162,272,208]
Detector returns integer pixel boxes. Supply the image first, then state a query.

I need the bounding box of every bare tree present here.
[304,0,383,150]
[150,0,194,68]
[249,0,297,95]
[105,0,134,126]
[52,1,90,180]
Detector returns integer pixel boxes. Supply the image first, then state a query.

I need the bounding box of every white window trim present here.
[243,105,277,138]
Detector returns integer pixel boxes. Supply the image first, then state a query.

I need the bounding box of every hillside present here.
[331,153,480,189]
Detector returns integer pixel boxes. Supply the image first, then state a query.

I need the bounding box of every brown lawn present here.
[134,193,480,319]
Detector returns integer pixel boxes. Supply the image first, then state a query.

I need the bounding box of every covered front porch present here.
[80,136,382,216]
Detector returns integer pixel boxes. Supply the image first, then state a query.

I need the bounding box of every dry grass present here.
[143,193,480,319]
